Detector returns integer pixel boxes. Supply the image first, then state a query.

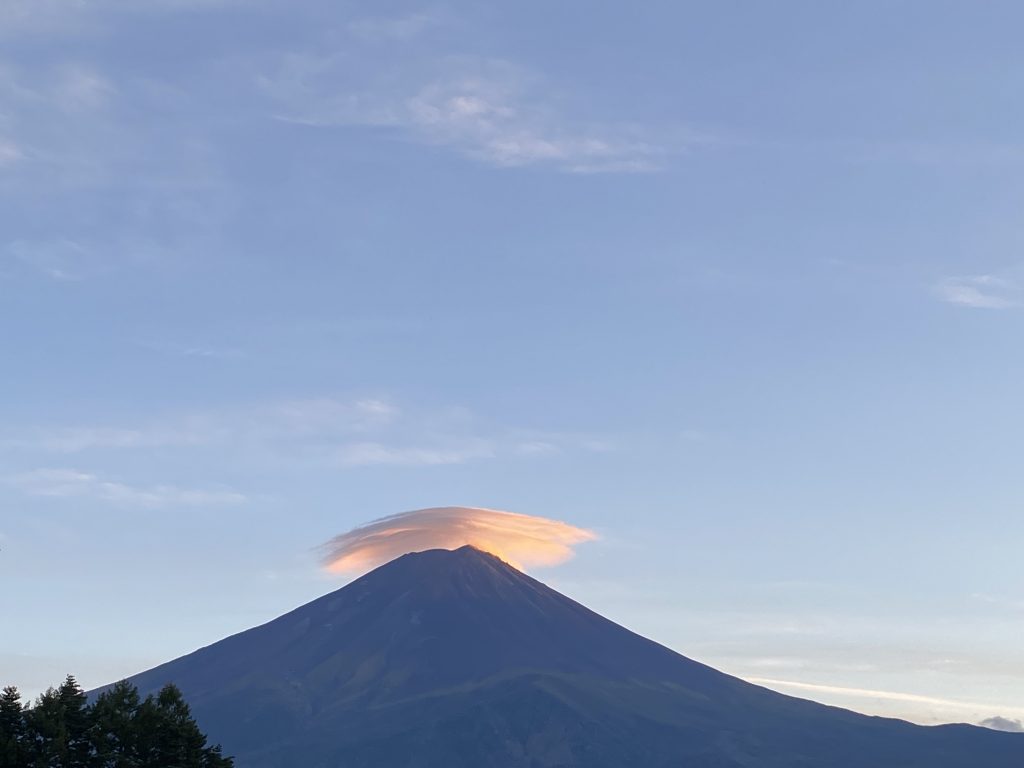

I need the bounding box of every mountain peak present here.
[451,543,498,557]
[344,541,534,606]
[406,542,515,566]
[400,543,507,563]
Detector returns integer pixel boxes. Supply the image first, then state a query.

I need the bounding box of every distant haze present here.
[981,717,1024,733]
[320,506,596,573]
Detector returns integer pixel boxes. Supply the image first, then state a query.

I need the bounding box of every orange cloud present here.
[321,506,596,574]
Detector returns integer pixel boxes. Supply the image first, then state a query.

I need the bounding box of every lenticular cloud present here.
[321,506,596,574]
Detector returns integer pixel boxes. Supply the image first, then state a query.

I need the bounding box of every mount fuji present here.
[105,546,1024,767]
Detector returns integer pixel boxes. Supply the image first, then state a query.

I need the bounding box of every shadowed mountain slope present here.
[107,546,1024,767]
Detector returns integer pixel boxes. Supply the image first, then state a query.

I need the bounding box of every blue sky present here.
[2,0,1023,729]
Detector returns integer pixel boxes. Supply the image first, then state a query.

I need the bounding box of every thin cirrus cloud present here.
[5,468,245,508]
[346,12,442,42]
[52,64,116,112]
[0,138,22,166]
[933,275,1018,309]
[320,506,597,574]
[404,75,662,172]
[260,50,667,173]
[0,53,227,240]
[0,0,248,36]
[3,396,603,469]
[9,239,90,281]
[2,397,399,453]
[335,440,496,468]
[748,677,1024,724]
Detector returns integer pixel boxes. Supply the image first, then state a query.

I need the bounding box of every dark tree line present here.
[0,675,232,768]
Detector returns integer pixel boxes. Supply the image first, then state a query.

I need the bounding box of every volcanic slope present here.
[111,546,1024,767]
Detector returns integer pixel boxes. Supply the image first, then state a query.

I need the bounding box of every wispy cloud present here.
[0,1,87,38]
[2,425,198,453]
[5,468,245,508]
[347,12,442,42]
[2,397,398,453]
[140,341,245,360]
[8,239,90,281]
[0,56,229,237]
[0,62,116,136]
[53,64,115,111]
[260,54,671,173]
[335,440,495,467]
[2,396,607,470]
[0,55,235,297]
[0,0,250,37]
[934,275,1018,309]
[734,656,878,674]
[0,138,22,167]
[5,233,210,283]
[407,74,662,171]
[748,677,1024,721]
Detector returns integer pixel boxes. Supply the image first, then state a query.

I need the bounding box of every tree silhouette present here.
[0,678,232,768]
[0,686,28,768]
[89,681,141,768]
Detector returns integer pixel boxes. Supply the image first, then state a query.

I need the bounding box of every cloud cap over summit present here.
[320,505,596,574]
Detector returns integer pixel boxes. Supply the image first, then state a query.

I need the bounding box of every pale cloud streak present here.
[0,139,22,167]
[2,425,199,453]
[934,275,1018,309]
[141,341,245,360]
[0,0,251,37]
[405,74,661,171]
[320,506,597,574]
[5,468,245,508]
[53,65,115,111]
[0,54,230,258]
[336,440,495,467]
[2,397,399,453]
[0,62,114,132]
[260,53,668,173]
[0,1,87,37]
[9,239,90,281]
[3,396,605,470]
[347,12,442,42]
[748,677,1024,723]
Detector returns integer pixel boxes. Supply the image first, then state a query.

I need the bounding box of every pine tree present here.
[135,685,232,768]
[89,681,141,768]
[56,676,91,768]
[9,676,231,768]
[26,675,91,768]
[0,686,28,768]
[28,686,67,768]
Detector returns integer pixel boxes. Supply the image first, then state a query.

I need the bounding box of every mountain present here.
[106,546,1023,767]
